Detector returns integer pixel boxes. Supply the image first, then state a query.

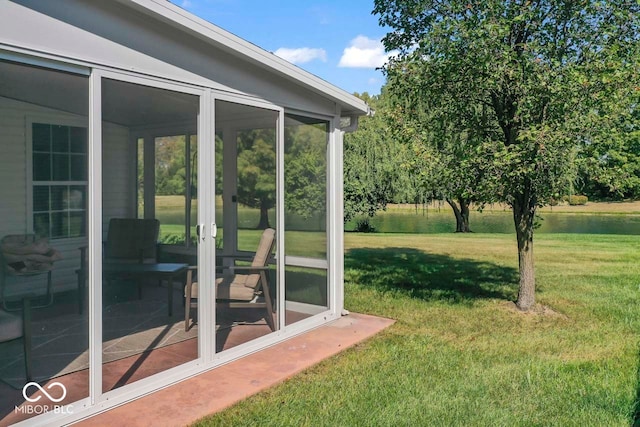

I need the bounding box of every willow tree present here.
[385,96,500,232]
[374,0,639,310]
[343,92,401,223]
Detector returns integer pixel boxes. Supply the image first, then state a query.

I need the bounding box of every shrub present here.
[159,233,199,245]
[354,219,376,233]
[568,195,588,205]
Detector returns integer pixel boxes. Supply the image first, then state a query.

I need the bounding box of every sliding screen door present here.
[100,77,201,392]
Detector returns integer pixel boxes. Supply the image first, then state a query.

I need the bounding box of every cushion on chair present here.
[244,228,275,289]
[216,276,257,301]
[1,235,62,273]
[185,278,256,301]
[0,309,22,342]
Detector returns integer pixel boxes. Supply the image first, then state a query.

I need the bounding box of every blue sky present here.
[169,0,392,95]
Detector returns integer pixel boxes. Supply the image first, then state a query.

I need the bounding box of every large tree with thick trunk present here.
[374,0,639,310]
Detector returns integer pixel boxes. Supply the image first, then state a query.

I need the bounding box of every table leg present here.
[168,275,173,317]
[77,270,84,315]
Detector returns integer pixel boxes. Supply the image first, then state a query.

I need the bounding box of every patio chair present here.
[184,228,276,332]
[104,218,160,265]
[76,218,160,313]
[0,297,32,381]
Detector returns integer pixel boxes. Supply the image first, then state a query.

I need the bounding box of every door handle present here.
[196,224,205,241]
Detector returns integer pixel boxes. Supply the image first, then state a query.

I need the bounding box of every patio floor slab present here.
[76,312,394,426]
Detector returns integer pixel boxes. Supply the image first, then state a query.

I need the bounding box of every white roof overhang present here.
[113,0,370,117]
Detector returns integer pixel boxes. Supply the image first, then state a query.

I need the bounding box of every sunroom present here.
[0,1,368,425]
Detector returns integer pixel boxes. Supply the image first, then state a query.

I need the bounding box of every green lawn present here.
[194,232,640,426]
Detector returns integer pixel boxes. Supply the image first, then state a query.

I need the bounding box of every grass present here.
[154,195,327,258]
[193,232,640,426]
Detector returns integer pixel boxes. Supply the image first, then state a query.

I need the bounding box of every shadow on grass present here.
[345,247,518,304]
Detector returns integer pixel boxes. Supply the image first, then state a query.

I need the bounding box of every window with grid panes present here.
[32,123,87,239]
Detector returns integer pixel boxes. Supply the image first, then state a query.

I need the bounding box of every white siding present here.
[0,96,131,298]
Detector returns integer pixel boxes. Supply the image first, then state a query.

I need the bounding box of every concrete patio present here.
[76,312,393,426]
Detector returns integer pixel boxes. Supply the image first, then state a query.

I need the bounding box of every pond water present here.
[347,210,640,235]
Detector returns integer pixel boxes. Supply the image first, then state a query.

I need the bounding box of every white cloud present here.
[274,47,327,64]
[338,36,397,68]
[180,0,192,8]
[368,77,379,85]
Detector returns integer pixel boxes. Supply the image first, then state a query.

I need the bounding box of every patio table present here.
[78,263,189,316]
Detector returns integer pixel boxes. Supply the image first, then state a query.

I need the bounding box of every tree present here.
[237,129,276,229]
[374,0,640,310]
[284,118,328,221]
[155,136,187,196]
[385,97,500,232]
[343,91,402,223]
[576,103,640,200]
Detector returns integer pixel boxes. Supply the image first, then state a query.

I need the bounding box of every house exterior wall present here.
[0,96,131,297]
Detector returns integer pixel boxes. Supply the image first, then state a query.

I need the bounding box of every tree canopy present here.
[374,0,640,310]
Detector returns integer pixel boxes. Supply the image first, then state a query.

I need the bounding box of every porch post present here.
[328,114,345,317]
[88,69,103,403]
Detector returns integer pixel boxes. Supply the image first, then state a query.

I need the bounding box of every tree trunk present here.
[446,198,471,232]
[513,196,536,311]
[257,204,271,229]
